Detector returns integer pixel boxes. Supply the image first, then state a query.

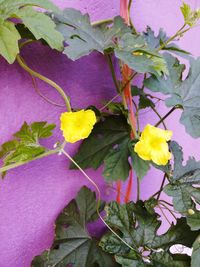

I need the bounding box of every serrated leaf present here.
[144,53,185,95]
[191,235,200,267]
[100,201,198,266]
[70,115,130,170]
[145,54,200,138]
[143,26,168,49]
[14,7,64,50]
[0,0,59,19]
[0,20,20,63]
[164,141,200,229]
[103,138,131,181]
[115,33,168,76]
[31,186,117,267]
[0,121,55,176]
[54,9,130,60]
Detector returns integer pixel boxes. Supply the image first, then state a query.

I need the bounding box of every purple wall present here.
[0,1,200,266]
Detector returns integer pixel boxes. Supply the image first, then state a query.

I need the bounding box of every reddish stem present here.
[124,169,133,203]
[116,180,122,204]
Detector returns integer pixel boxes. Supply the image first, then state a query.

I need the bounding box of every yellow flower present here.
[60,109,96,143]
[134,124,172,165]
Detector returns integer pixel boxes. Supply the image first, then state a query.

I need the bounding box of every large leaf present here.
[0,121,55,176]
[145,54,200,138]
[0,0,59,19]
[31,186,118,267]
[164,141,200,230]
[70,115,130,170]
[54,9,130,60]
[0,20,20,63]
[100,201,198,266]
[115,33,168,76]
[191,235,200,267]
[103,138,131,182]
[14,7,63,50]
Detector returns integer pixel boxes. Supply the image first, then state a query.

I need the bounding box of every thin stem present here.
[156,174,167,200]
[157,24,187,51]
[151,105,167,130]
[159,199,173,207]
[128,0,138,34]
[0,148,60,173]
[137,176,140,201]
[106,54,120,92]
[16,54,71,112]
[99,93,120,111]
[159,202,177,220]
[157,204,172,225]
[154,106,178,127]
[92,18,113,27]
[61,148,136,252]
[121,72,137,93]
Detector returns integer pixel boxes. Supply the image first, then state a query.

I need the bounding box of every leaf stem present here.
[106,54,120,92]
[156,174,167,200]
[137,176,140,201]
[154,106,178,127]
[16,54,72,112]
[0,148,60,174]
[157,24,188,51]
[151,105,167,130]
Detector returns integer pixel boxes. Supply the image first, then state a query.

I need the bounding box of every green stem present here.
[92,18,113,27]
[16,54,72,112]
[106,54,120,92]
[156,174,167,200]
[0,148,60,174]
[137,176,140,201]
[157,24,188,51]
[128,0,138,34]
[151,105,167,130]
[154,106,178,127]
[100,93,120,111]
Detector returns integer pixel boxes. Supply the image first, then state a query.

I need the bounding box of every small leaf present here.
[14,7,64,51]
[0,20,20,63]
[130,149,150,181]
[0,121,55,176]
[103,138,131,182]
[180,2,200,26]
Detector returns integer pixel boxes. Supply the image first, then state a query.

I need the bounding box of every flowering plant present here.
[0,0,200,266]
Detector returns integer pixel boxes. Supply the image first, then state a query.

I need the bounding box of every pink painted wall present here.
[0,1,200,266]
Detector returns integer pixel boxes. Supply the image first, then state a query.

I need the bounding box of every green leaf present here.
[180,2,200,27]
[14,7,64,50]
[145,54,200,138]
[31,186,118,267]
[115,33,168,76]
[144,53,185,95]
[70,115,130,170]
[0,20,20,63]
[143,26,168,49]
[164,141,200,230]
[130,149,150,181]
[191,235,200,267]
[0,0,59,19]
[103,138,131,181]
[54,9,130,60]
[0,121,55,176]
[100,201,198,266]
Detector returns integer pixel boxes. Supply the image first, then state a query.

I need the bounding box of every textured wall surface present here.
[0,1,200,266]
